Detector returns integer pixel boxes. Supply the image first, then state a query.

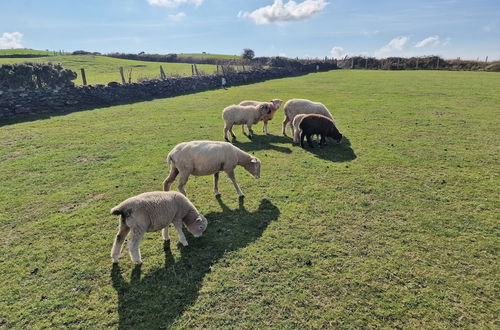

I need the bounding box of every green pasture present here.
[0,55,218,85]
[0,70,498,328]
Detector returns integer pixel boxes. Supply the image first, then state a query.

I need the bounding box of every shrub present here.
[0,62,77,90]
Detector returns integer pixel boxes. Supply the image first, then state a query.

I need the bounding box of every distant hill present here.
[0,48,58,56]
[177,53,240,59]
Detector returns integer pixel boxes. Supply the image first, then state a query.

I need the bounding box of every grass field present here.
[0,70,498,328]
[0,55,218,85]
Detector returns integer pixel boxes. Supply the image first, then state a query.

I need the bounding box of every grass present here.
[0,70,499,328]
[0,55,218,85]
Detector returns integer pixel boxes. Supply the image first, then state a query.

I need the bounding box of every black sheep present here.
[299,114,342,148]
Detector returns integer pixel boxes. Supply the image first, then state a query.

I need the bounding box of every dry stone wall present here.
[0,64,337,120]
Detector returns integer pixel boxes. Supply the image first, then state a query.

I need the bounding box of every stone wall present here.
[0,64,337,120]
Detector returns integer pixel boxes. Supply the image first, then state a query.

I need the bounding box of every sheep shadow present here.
[111,198,279,329]
[232,133,292,154]
[295,136,356,162]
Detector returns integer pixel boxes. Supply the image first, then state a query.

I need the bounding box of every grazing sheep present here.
[299,114,342,148]
[222,103,272,140]
[163,140,261,197]
[292,113,307,144]
[239,99,283,135]
[282,98,334,136]
[110,191,208,264]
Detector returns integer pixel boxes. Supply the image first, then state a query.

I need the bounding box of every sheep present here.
[222,102,272,140]
[299,114,342,148]
[163,140,261,197]
[291,113,307,144]
[110,191,208,265]
[239,99,283,135]
[282,98,334,137]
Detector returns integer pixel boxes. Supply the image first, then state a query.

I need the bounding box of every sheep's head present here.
[328,125,343,144]
[270,99,283,111]
[243,157,261,179]
[186,214,208,238]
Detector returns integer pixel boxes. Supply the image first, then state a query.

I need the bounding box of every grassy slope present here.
[0,71,498,328]
[0,55,218,85]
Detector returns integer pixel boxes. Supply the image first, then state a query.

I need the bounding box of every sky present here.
[0,0,499,60]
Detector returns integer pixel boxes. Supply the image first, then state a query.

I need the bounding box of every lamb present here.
[299,114,342,148]
[222,102,272,140]
[110,191,208,265]
[163,140,261,197]
[281,98,334,137]
[291,113,307,144]
[239,99,283,135]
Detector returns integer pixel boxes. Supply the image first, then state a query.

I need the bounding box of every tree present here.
[242,48,255,60]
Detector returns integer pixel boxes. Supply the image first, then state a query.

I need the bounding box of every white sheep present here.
[222,102,272,140]
[110,191,208,265]
[163,140,261,197]
[239,99,283,135]
[281,98,335,137]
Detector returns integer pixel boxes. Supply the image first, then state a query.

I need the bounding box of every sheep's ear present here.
[251,157,258,163]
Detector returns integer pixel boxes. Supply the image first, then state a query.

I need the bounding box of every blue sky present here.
[1,0,499,60]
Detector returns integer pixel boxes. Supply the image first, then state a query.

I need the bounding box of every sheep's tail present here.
[110,205,123,216]
[166,150,176,165]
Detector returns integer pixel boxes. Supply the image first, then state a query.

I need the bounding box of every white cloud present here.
[238,0,328,25]
[0,32,23,49]
[168,12,186,21]
[330,46,344,58]
[147,0,203,8]
[415,35,439,48]
[374,36,409,57]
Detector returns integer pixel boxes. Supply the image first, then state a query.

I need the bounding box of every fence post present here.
[191,64,195,76]
[485,56,488,63]
[436,57,440,70]
[351,58,354,69]
[80,68,87,85]
[160,65,166,79]
[119,67,126,84]
[416,58,419,70]
[365,58,368,69]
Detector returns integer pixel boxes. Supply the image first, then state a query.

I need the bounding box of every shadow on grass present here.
[298,136,356,162]
[231,133,292,154]
[111,197,279,329]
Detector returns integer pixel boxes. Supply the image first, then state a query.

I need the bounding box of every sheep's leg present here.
[224,124,229,141]
[307,134,314,148]
[173,219,188,246]
[163,166,179,191]
[128,230,145,265]
[320,135,326,147]
[241,125,246,135]
[213,172,221,196]
[177,172,190,196]
[111,221,130,263]
[228,124,236,139]
[226,169,244,197]
[300,131,306,148]
[263,120,269,134]
[162,226,170,242]
[247,124,254,139]
[282,116,289,136]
